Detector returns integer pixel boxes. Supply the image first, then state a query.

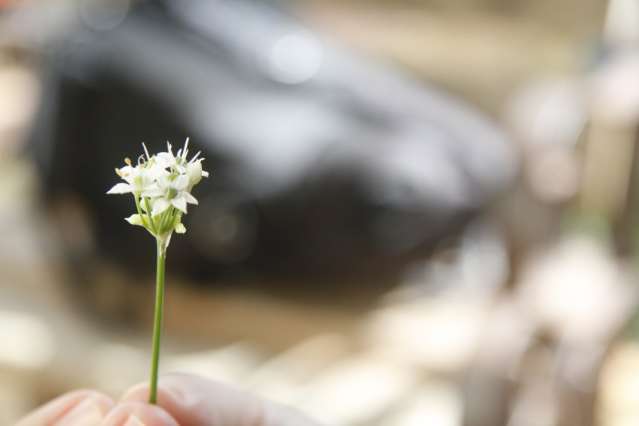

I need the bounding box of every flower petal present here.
[107,183,132,194]
[171,196,187,213]
[174,174,190,191]
[142,186,164,198]
[152,198,171,216]
[184,192,198,205]
[125,214,145,226]
[155,152,174,168]
[118,165,135,176]
[148,164,169,181]
[186,161,204,187]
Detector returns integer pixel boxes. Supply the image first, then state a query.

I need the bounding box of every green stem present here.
[133,195,148,228]
[158,208,173,235]
[149,240,166,404]
[144,197,158,234]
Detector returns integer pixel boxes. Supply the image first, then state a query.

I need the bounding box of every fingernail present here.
[55,397,104,426]
[123,415,146,426]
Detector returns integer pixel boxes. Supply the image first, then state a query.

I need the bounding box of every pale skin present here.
[16,374,321,426]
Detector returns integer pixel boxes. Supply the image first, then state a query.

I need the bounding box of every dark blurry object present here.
[26,0,515,286]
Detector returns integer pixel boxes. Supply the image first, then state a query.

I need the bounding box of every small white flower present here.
[186,158,209,189]
[107,161,166,195]
[155,142,179,171]
[145,174,198,216]
[107,138,209,242]
[107,139,208,403]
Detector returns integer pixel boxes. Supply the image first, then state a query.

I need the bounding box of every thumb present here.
[121,373,321,426]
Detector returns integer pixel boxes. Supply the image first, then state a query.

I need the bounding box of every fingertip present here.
[101,402,178,426]
[120,383,180,410]
[121,374,193,409]
[75,390,115,413]
[122,374,268,425]
[16,390,114,426]
[120,383,149,403]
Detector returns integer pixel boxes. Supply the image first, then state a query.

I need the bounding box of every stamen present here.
[182,138,190,159]
[142,142,151,160]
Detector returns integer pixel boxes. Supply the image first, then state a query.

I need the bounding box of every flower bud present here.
[187,160,204,188]
[125,214,145,226]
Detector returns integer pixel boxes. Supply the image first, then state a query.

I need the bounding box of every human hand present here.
[16,373,321,425]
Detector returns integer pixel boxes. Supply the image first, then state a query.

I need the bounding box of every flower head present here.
[107,139,209,249]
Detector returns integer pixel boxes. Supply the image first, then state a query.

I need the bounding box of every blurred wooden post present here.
[562,3,639,426]
[580,125,636,221]
[580,0,639,254]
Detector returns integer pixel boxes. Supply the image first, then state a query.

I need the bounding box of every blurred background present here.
[1,0,639,424]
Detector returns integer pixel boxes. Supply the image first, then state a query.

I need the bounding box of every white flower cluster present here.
[107,139,209,248]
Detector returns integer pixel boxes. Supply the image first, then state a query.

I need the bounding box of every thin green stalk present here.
[144,197,158,234]
[133,195,149,229]
[149,240,166,404]
[158,208,173,234]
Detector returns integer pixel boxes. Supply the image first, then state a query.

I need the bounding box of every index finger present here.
[15,390,114,426]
